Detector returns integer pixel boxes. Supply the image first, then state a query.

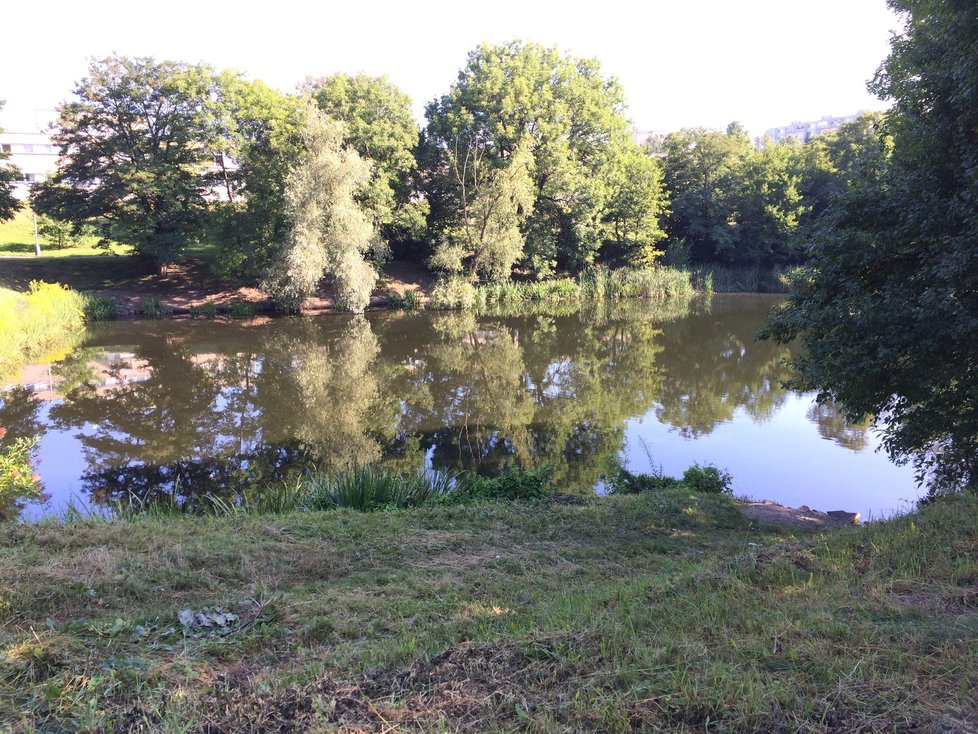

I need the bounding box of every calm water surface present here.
[1,295,920,519]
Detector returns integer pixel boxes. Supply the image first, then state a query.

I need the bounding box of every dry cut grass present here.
[0,490,976,732]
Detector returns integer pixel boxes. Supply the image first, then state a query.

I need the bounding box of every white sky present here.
[1,0,901,136]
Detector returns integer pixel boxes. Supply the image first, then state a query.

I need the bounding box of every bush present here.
[446,467,551,504]
[681,463,733,494]
[429,276,476,310]
[81,292,119,321]
[0,282,86,377]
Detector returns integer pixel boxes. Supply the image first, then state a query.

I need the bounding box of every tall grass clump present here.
[305,465,456,512]
[607,267,694,302]
[80,292,119,321]
[0,281,86,377]
[476,278,581,305]
[691,265,789,293]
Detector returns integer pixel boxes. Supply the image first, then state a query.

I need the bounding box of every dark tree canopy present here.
[32,56,221,265]
[764,0,978,493]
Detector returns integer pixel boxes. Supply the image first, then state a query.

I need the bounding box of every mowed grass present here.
[0,210,131,258]
[1,489,976,732]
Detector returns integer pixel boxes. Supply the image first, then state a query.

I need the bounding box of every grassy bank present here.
[1,489,975,732]
[0,282,87,379]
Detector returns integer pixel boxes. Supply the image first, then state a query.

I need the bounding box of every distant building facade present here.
[763,112,866,144]
[0,131,59,200]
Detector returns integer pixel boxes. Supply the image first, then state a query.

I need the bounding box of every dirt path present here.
[740,499,862,530]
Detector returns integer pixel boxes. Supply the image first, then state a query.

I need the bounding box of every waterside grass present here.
[1,489,975,732]
[0,282,86,379]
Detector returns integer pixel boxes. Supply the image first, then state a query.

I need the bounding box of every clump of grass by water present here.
[140,297,173,319]
[80,292,119,321]
[305,465,457,511]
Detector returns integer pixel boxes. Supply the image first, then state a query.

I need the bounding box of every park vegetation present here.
[13,43,892,313]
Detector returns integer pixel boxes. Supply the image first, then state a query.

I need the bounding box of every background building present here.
[764,112,865,143]
[0,131,59,200]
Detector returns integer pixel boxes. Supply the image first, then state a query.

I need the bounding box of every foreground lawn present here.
[1,490,976,732]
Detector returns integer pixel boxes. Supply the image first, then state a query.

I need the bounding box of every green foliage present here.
[0,102,21,222]
[428,276,476,310]
[139,298,173,319]
[424,41,649,277]
[681,463,733,494]
[764,1,978,493]
[80,292,119,321]
[603,142,669,266]
[227,300,255,320]
[430,137,536,282]
[607,461,731,495]
[31,55,222,265]
[445,467,552,504]
[262,108,382,313]
[36,215,86,250]
[208,74,305,282]
[304,73,427,245]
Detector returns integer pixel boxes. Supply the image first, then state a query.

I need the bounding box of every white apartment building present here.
[0,131,60,199]
[763,112,866,144]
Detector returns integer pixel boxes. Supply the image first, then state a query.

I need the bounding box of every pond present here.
[1,294,920,520]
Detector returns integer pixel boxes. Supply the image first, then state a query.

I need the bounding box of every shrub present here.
[228,300,255,319]
[0,282,86,377]
[140,297,172,319]
[429,276,476,310]
[446,467,551,504]
[681,463,733,494]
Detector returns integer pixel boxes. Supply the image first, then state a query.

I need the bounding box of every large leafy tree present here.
[32,56,220,266]
[764,0,978,493]
[424,41,636,278]
[208,73,304,280]
[662,124,753,264]
[0,102,21,221]
[303,73,427,245]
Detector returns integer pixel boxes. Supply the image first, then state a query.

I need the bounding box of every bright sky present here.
[1,0,901,136]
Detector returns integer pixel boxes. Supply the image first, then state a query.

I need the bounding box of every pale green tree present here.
[431,137,535,282]
[603,142,669,266]
[0,102,20,222]
[303,73,427,243]
[263,107,382,312]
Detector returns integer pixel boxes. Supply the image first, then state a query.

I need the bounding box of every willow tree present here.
[429,137,535,282]
[263,107,382,312]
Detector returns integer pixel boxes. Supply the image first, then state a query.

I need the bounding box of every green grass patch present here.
[0,210,131,257]
[1,491,975,731]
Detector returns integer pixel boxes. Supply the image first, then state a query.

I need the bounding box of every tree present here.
[208,73,305,280]
[262,107,381,312]
[603,142,669,267]
[764,0,978,493]
[429,136,535,281]
[662,125,752,264]
[303,73,427,244]
[31,55,220,266]
[0,102,21,222]
[423,41,634,277]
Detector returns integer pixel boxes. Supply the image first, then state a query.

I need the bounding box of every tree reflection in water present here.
[22,295,855,513]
